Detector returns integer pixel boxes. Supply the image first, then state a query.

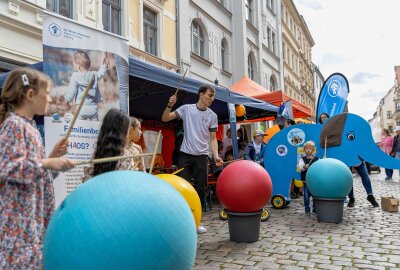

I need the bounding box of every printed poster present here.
[42,12,129,206]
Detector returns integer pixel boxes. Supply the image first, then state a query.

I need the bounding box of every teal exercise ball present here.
[43,171,197,270]
[306,158,353,198]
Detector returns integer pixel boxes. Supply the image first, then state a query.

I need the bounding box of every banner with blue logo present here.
[316,73,349,122]
[43,12,129,206]
[227,103,238,159]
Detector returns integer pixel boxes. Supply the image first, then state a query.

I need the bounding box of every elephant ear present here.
[320,113,348,147]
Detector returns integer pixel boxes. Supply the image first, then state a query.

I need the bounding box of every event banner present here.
[42,12,128,206]
[316,73,349,121]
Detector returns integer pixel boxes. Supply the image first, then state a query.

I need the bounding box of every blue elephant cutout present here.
[264,113,399,208]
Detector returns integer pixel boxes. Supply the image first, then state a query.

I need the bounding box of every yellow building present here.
[129,0,178,71]
[281,0,315,117]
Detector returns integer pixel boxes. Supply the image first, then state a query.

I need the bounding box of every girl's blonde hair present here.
[303,140,316,148]
[0,67,52,125]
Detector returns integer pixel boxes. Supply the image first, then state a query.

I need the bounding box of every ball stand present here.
[225,209,263,243]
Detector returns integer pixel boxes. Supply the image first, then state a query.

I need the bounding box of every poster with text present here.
[43,12,129,206]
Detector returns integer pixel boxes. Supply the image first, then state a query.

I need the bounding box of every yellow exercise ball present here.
[156,174,202,228]
[235,105,246,117]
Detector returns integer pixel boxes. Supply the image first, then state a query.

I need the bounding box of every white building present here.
[376,86,396,138]
[313,63,324,106]
[368,112,380,144]
[178,0,283,90]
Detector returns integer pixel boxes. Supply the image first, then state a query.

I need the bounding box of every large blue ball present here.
[306,158,353,198]
[43,171,197,270]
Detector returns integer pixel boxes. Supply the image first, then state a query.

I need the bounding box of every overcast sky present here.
[293,0,400,120]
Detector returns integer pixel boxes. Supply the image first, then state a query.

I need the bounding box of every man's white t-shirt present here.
[175,104,218,156]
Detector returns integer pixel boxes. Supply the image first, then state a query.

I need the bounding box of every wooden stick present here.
[209,158,243,166]
[171,168,184,175]
[149,131,162,174]
[74,153,153,166]
[65,75,95,140]
[324,137,327,158]
[174,68,188,96]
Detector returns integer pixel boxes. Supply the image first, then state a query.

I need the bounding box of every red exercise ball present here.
[217,160,272,212]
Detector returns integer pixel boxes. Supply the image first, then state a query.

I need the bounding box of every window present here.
[270,76,277,91]
[221,39,229,71]
[47,0,72,18]
[271,32,276,54]
[396,102,400,111]
[267,27,271,48]
[143,8,157,56]
[387,111,392,119]
[248,54,254,80]
[192,21,205,58]
[282,43,286,60]
[245,0,253,23]
[267,0,275,13]
[102,0,121,35]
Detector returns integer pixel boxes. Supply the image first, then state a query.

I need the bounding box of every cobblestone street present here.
[195,171,400,269]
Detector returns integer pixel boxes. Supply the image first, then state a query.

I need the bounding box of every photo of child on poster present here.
[43,46,121,121]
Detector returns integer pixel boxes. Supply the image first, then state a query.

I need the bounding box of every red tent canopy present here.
[231,76,312,118]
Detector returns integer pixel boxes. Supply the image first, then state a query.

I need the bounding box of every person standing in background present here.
[380,128,394,180]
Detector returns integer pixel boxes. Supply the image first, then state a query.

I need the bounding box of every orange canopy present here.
[231,76,312,118]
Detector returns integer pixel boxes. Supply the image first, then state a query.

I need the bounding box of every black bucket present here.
[314,197,345,224]
[225,210,263,243]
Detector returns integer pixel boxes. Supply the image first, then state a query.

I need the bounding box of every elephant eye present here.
[346,132,355,141]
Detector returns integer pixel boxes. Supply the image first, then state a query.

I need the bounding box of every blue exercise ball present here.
[306,158,353,198]
[43,171,197,270]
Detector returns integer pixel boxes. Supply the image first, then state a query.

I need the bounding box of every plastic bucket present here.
[225,210,263,243]
[314,197,345,224]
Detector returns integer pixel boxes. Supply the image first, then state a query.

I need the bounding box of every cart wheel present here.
[219,209,228,220]
[271,195,286,209]
[261,208,270,222]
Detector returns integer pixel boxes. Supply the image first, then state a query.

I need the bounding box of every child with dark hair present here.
[318,112,330,124]
[82,109,133,182]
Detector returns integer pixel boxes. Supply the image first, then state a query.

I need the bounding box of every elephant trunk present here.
[361,144,400,170]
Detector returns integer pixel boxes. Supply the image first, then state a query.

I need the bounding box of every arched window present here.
[221,39,229,70]
[248,54,254,80]
[192,21,205,58]
[270,75,277,91]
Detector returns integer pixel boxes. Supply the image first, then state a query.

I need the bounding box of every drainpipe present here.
[176,0,181,70]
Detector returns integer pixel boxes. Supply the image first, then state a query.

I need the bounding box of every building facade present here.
[313,63,324,107]
[177,0,283,90]
[0,0,129,72]
[369,112,380,143]
[130,0,178,71]
[0,0,179,71]
[377,86,396,138]
[281,0,315,115]
[178,0,234,86]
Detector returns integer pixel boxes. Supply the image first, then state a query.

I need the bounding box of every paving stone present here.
[193,172,400,270]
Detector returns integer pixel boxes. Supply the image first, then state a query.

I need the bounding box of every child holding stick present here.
[0,68,75,269]
[82,109,134,182]
[298,141,319,214]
